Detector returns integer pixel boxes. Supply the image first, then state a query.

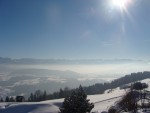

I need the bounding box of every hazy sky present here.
[0,0,150,59]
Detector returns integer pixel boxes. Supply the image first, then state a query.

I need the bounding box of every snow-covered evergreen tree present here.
[59,85,94,113]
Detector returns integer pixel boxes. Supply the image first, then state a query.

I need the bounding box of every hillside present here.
[2,78,150,113]
[0,87,125,113]
[84,71,150,95]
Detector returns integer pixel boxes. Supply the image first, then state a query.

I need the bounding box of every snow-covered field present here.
[0,89,125,113]
[1,78,150,113]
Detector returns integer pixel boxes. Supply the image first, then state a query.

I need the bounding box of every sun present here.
[112,0,129,9]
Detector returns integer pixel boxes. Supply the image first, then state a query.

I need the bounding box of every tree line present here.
[28,71,150,102]
[0,96,25,102]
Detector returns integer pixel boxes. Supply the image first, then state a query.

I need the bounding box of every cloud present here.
[9,78,40,87]
[78,77,116,82]
[0,72,13,81]
[8,76,66,88]
[0,74,12,81]
[0,86,14,97]
[47,77,66,83]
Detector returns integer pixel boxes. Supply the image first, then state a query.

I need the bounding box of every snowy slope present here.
[0,89,125,113]
[1,78,150,113]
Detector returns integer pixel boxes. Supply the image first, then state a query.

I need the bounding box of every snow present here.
[1,78,150,113]
[0,89,124,113]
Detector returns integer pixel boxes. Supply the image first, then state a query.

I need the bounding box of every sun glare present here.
[112,0,128,9]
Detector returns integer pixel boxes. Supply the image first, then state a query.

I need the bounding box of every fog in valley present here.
[0,58,150,97]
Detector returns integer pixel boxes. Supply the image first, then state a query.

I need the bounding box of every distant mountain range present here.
[0,57,146,64]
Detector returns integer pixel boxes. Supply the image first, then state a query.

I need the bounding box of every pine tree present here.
[9,97,15,102]
[59,85,94,113]
[5,96,10,102]
[59,88,64,98]
[0,98,3,102]
[29,93,34,102]
[43,90,47,100]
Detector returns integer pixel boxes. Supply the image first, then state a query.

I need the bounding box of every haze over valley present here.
[0,57,150,97]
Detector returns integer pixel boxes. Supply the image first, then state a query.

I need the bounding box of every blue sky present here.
[0,0,150,59]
